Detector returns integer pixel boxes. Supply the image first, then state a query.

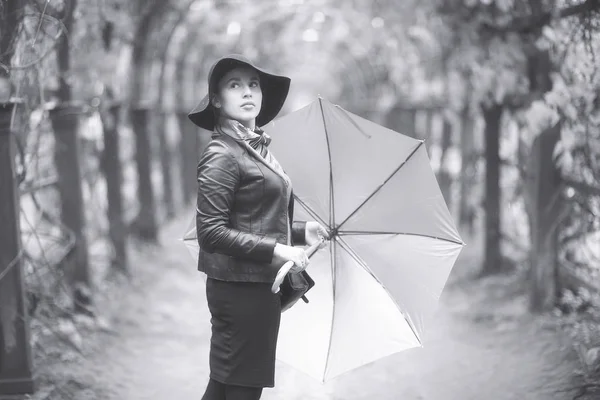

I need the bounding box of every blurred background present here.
[0,0,599,399]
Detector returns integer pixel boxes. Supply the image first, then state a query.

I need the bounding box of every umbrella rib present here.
[318,97,336,229]
[293,195,329,230]
[336,141,425,231]
[323,237,337,379]
[336,237,423,346]
[338,231,465,246]
[333,104,372,139]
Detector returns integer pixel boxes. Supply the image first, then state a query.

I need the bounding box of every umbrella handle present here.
[271,260,294,294]
[270,239,326,294]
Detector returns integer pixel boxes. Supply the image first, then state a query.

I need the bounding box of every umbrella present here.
[182,215,200,266]
[262,97,465,382]
[182,97,465,383]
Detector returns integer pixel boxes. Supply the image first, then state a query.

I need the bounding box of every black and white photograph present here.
[1,0,600,399]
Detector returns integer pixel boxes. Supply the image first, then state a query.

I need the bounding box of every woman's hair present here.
[211,94,220,119]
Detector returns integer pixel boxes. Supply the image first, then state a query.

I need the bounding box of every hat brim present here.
[188,56,291,131]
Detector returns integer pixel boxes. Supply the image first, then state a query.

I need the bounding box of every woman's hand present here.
[273,243,310,273]
[305,221,329,248]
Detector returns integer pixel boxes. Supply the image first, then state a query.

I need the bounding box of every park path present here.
[72,210,582,400]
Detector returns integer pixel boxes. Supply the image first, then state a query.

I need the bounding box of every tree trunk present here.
[0,102,35,395]
[481,104,503,275]
[50,0,94,311]
[0,4,35,392]
[437,115,454,209]
[526,124,563,312]
[56,0,76,104]
[385,104,417,138]
[130,107,158,241]
[459,108,477,236]
[0,0,21,80]
[130,0,165,107]
[525,45,562,312]
[177,112,197,204]
[154,111,175,219]
[99,103,128,275]
[49,105,92,311]
[423,109,436,155]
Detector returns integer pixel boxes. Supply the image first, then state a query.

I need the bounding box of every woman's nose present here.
[242,85,252,97]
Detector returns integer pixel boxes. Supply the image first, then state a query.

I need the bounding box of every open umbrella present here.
[262,97,465,382]
[182,97,465,383]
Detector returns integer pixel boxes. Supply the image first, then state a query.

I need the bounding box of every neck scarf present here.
[216,118,271,154]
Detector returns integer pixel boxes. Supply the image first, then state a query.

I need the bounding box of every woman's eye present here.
[250,81,259,87]
[231,83,239,88]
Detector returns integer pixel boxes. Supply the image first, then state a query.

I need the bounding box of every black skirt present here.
[205,277,282,388]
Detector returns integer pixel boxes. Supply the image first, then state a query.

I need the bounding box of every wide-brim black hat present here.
[188,54,291,131]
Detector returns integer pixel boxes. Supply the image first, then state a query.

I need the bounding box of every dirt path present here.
[69,212,582,400]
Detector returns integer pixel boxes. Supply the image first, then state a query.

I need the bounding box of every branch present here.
[564,177,600,197]
[8,13,66,70]
[482,0,600,34]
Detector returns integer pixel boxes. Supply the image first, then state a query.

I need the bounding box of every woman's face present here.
[213,66,262,129]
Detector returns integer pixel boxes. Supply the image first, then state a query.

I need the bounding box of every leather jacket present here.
[196,132,306,283]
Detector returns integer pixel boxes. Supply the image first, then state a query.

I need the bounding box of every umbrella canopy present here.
[262,97,464,382]
[182,97,464,383]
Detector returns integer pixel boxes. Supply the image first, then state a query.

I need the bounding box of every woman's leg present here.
[201,378,226,400]
[224,384,263,400]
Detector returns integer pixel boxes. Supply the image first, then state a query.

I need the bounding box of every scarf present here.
[216,118,291,183]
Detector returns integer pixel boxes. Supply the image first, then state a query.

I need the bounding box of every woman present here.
[188,54,328,400]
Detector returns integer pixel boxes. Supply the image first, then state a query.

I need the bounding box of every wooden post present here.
[154,110,175,219]
[130,107,158,241]
[0,101,35,395]
[99,102,128,274]
[48,104,92,312]
[177,112,198,205]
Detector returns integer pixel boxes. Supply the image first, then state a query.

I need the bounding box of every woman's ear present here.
[211,94,221,108]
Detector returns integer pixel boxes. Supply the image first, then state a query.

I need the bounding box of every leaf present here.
[584,347,600,370]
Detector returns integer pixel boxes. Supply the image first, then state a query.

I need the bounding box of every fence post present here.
[99,102,128,274]
[48,103,92,312]
[154,110,175,219]
[177,111,198,205]
[130,106,158,241]
[0,101,35,395]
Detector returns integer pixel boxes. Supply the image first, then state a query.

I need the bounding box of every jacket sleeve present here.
[196,145,278,263]
[291,221,307,246]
